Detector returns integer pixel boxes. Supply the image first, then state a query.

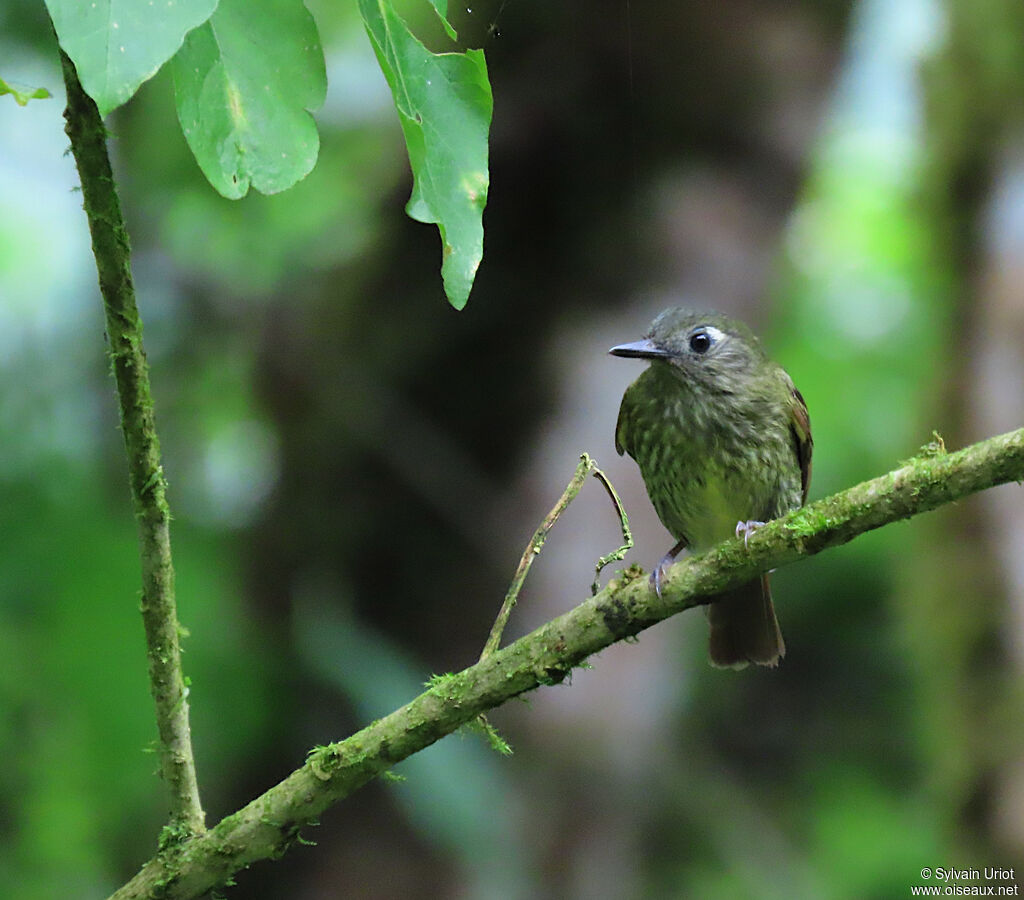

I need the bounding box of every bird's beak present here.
[608,339,673,359]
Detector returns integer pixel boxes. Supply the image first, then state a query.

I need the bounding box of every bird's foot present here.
[649,556,672,599]
[649,539,687,599]
[734,520,766,547]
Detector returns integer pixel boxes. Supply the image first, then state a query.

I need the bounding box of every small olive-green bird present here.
[610,308,812,668]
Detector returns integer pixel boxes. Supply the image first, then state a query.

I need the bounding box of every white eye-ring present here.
[689,325,726,354]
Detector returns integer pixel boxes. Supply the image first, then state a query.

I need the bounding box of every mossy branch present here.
[59,50,204,835]
[111,427,1024,899]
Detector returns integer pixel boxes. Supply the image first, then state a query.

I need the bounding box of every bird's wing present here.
[787,383,813,505]
[614,393,632,457]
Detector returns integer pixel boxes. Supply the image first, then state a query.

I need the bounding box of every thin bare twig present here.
[480,453,631,659]
[589,463,633,595]
[479,455,592,660]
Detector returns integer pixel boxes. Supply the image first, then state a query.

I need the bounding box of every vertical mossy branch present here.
[59,49,205,836]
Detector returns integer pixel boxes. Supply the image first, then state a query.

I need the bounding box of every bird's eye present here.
[689,330,712,354]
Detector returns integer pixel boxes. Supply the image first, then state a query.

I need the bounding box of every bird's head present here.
[609,308,766,390]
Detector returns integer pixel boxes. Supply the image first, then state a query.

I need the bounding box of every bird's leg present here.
[734,520,766,547]
[650,538,688,599]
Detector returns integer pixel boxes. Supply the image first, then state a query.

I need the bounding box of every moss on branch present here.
[111,427,1024,899]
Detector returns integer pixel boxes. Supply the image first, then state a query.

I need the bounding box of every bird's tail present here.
[706,574,785,669]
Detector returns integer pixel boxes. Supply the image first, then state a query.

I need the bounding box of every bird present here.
[610,308,812,668]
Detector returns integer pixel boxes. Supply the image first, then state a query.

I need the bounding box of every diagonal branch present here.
[59,49,204,836]
[111,427,1024,899]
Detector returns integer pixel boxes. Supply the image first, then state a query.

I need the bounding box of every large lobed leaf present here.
[360,0,492,309]
[47,0,490,295]
[46,0,218,117]
[171,0,327,198]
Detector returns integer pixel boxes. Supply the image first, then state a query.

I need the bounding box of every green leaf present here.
[171,0,327,199]
[45,0,218,117]
[424,0,457,42]
[360,0,492,309]
[0,77,52,106]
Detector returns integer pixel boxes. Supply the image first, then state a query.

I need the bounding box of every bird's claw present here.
[734,519,766,547]
[649,560,670,599]
[648,539,687,599]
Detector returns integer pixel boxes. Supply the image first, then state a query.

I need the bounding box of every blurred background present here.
[2,0,1024,896]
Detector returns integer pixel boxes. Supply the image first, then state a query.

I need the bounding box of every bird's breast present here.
[619,370,801,550]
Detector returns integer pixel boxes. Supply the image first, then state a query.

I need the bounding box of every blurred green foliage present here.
[0,76,50,105]
[1,0,1023,897]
